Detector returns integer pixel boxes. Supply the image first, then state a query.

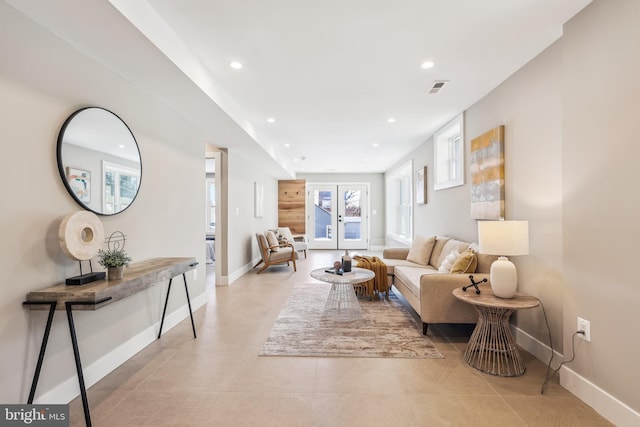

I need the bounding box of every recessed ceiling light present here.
[293,158,300,162]
[362,158,369,162]
[267,117,275,123]
[229,61,243,69]
[372,143,379,148]
[421,61,435,69]
[118,144,126,149]
[284,143,290,148]
[387,118,396,123]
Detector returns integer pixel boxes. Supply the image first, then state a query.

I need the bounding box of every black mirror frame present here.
[56,107,142,216]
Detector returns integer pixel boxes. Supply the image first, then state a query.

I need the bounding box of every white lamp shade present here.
[478,220,529,256]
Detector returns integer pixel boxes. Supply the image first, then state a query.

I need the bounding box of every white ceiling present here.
[6,0,592,176]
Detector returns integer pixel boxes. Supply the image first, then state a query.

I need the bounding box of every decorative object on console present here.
[57,107,142,216]
[478,220,529,298]
[342,250,352,272]
[59,211,105,285]
[470,125,505,220]
[462,275,488,294]
[97,231,132,280]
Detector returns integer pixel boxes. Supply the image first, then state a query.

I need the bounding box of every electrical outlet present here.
[577,317,591,342]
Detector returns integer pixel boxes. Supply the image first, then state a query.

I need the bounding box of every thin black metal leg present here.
[23,301,57,404]
[183,273,196,338]
[65,302,91,427]
[158,278,173,339]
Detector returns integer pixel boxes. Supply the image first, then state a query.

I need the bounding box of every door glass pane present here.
[314,190,332,240]
[343,190,361,240]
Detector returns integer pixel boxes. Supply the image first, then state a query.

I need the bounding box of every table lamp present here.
[478,220,529,298]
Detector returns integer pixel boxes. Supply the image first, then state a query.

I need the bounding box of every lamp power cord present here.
[537,298,586,394]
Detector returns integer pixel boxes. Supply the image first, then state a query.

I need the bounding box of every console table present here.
[23,257,198,427]
[452,287,539,377]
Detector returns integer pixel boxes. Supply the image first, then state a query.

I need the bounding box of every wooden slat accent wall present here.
[278,179,306,235]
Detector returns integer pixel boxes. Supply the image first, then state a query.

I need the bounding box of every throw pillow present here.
[406,235,437,266]
[438,250,460,273]
[450,248,478,274]
[265,231,280,251]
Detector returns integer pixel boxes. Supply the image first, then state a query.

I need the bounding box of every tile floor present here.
[69,250,613,426]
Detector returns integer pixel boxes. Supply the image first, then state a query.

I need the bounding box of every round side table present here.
[310,267,375,321]
[452,287,539,377]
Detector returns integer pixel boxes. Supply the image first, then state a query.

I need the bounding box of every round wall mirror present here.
[57,107,142,215]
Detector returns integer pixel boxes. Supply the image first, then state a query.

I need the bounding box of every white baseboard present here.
[561,366,640,427]
[511,324,639,426]
[34,292,207,405]
[510,323,563,370]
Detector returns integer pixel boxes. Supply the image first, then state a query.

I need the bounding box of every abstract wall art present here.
[470,126,505,219]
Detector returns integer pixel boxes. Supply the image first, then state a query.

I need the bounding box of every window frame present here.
[433,114,464,190]
[385,159,413,245]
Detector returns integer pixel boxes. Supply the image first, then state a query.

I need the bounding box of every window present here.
[386,160,413,244]
[102,161,140,214]
[434,114,464,190]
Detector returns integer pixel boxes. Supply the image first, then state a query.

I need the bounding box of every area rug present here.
[260,282,443,358]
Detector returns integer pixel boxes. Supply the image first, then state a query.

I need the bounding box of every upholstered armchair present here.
[254,232,297,273]
[276,227,308,259]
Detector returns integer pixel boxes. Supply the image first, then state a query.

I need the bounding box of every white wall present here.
[561,0,640,419]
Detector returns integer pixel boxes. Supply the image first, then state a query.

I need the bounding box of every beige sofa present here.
[382,236,495,335]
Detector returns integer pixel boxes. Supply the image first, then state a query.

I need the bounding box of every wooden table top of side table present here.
[452,287,539,310]
[452,287,539,377]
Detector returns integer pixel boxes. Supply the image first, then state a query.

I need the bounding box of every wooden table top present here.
[310,266,375,285]
[25,257,197,310]
[452,287,539,310]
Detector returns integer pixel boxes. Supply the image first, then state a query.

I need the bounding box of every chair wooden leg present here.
[303,250,307,259]
[256,263,269,274]
[422,322,428,335]
[253,259,264,268]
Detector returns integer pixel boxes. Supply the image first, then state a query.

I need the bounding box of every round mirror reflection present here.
[57,107,142,215]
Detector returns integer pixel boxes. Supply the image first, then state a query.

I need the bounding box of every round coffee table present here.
[452,287,539,376]
[310,267,375,321]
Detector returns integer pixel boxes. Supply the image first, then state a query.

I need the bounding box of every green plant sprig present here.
[97,248,132,268]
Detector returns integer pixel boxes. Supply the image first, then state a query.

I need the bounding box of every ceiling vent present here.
[429,80,448,94]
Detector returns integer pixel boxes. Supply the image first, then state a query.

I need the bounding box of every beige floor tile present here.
[408,394,527,426]
[311,392,418,427]
[313,358,405,394]
[223,354,317,393]
[204,392,312,427]
[504,395,615,426]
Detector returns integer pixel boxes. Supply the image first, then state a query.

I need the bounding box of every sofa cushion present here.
[428,237,451,268]
[265,231,280,251]
[394,266,438,300]
[438,250,460,273]
[450,248,478,274]
[373,258,419,276]
[433,238,471,268]
[406,235,436,266]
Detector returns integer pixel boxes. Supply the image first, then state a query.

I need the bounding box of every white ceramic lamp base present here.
[490,256,518,298]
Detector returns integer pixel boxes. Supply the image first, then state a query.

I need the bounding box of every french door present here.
[306,184,369,250]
